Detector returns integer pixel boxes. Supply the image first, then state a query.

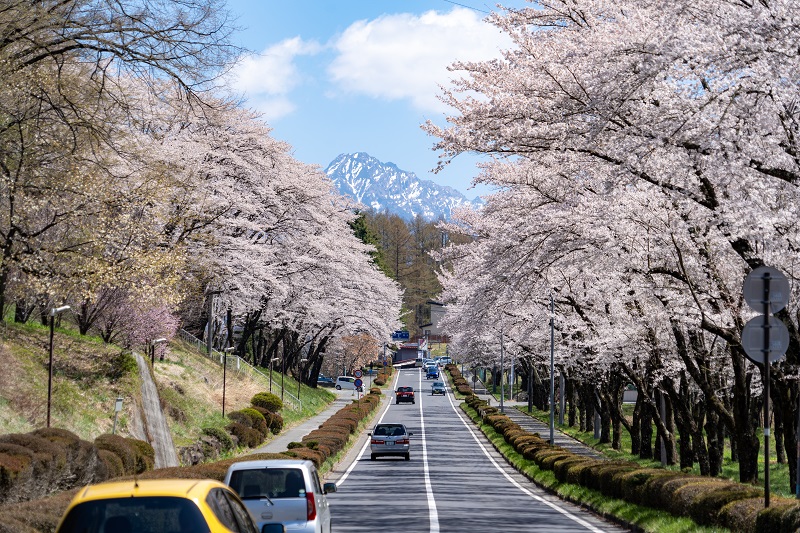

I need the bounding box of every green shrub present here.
[553,456,593,482]
[126,438,155,474]
[719,497,763,533]
[263,412,284,435]
[225,423,262,448]
[94,434,136,475]
[287,442,304,449]
[369,387,381,395]
[201,427,234,452]
[241,408,269,438]
[97,449,124,479]
[251,392,283,413]
[539,451,575,471]
[688,484,763,526]
[110,351,138,378]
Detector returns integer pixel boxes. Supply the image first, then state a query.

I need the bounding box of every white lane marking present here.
[335,370,400,487]
[419,369,440,533]
[445,389,608,533]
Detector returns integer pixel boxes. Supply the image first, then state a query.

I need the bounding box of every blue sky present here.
[222,0,530,199]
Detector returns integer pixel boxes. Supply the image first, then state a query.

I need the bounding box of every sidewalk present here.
[252,394,351,454]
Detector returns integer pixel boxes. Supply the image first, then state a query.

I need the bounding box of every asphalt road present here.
[326,368,629,532]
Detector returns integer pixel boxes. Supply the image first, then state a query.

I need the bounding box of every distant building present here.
[423,300,449,343]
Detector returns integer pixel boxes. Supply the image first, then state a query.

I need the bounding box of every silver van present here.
[335,376,362,391]
[224,459,337,533]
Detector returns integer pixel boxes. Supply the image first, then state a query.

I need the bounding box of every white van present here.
[335,376,362,391]
[224,459,337,533]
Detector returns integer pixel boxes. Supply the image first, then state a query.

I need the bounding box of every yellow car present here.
[55,478,263,533]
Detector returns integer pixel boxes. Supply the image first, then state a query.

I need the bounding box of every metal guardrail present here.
[177,329,301,410]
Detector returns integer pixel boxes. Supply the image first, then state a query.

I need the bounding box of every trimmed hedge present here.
[251,392,283,413]
[201,427,234,452]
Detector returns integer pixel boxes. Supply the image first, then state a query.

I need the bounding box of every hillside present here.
[0,320,335,455]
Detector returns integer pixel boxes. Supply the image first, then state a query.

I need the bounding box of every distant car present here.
[431,382,446,395]
[396,386,415,404]
[335,376,363,391]
[370,423,413,461]
[224,459,337,533]
[426,367,439,380]
[55,478,259,533]
[318,374,335,387]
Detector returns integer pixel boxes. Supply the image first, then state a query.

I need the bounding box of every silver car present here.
[369,423,413,461]
[224,459,337,533]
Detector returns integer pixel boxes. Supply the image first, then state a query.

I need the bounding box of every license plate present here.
[385,442,394,446]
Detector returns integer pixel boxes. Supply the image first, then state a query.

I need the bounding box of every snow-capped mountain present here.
[324,152,482,221]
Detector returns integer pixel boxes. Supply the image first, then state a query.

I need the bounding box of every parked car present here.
[431,382,446,395]
[369,423,413,461]
[335,376,362,391]
[55,478,259,533]
[224,459,337,533]
[395,386,415,404]
[317,374,335,387]
[426,367,439,380]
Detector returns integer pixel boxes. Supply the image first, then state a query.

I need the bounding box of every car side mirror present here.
[323,482,338,494]
[262,524,286,533]
[409,432,414,436]
[368,431,372,436]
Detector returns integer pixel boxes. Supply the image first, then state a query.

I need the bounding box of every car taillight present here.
[395,438,409,444]
[306,491,316,520]
[371,439,384,444]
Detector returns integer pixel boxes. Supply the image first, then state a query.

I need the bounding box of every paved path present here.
[253,396,352,454]
[135,352,179,468]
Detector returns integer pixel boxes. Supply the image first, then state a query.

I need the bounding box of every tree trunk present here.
[630,394,642,456]
[567,378,577,427]
[640,397,654,460]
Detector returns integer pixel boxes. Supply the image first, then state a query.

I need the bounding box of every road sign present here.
[392,330,410,340]
[353,370,363,379]
[742,316,790,364]
[743,266,790,313]
[353,378,363,388]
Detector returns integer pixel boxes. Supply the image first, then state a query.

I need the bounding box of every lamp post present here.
[112,397,123,435]
[269,357,279,392]
[150,337,167,365]
[500,326,505,414]
[46,305,71,428]
[549,292,555,445]
[222,346,235,417]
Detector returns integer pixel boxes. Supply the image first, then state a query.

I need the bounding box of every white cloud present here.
[327,8,512,112]
[227,37,321,120]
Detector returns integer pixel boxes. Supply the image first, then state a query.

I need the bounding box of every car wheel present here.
[371,454,376,461]
[404,453,410,461]
[335,385,341,390]
[412,400,415,404]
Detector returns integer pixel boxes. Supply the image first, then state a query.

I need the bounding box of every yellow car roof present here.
[72,478,227,502]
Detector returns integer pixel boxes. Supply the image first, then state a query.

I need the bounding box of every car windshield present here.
[228,468,306,500]
[373,425,406,437]
[433,382,444,387]
[57,496,206,533]
[398,386,413,392]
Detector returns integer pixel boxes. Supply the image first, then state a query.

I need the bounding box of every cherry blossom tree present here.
[427,0,800,485]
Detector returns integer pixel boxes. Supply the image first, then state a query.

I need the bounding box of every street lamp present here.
[269,357,279,392]
[500,326,505,414]
[150,338,167,365]
[222,346,235,417]
[549,291,555,445]
[112,397,123,435]
[46,305,71,428]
